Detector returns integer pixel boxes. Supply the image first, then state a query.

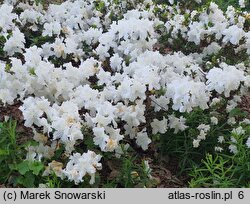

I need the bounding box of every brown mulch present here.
[44,0,65,4]
[240,96,250,118]
[0,101,33,144]
[0,101,23,122]
[43,0,65,8]
[151,161,188,188]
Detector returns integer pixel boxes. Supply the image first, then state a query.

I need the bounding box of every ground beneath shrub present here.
[240,96,250,118]
[1,95,250,187]
[0,101,188,187]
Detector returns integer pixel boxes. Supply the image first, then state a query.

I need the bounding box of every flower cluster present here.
[0,0,249,184]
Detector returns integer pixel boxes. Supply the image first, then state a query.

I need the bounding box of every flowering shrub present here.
[0,0,249,187]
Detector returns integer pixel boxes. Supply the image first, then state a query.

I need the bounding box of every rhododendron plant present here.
[0,0,249,187]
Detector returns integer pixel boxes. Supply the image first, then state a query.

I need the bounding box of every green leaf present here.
[8,163,17,171]
[229,108,248,118]
[96,1,105,11]
[17,161,30,175]
[17,172,35,187]
[5,64,11,72]
[34,0,43,6]
[29,68,36,76]
[29,161,44,175]
[0,149,9,156]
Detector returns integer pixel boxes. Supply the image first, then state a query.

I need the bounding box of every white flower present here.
[97,69,112,86]
[0,4,17,32]
[168,0,174,4]
[136,129,151,150]
[210,98,221,106]
[218,136,225,143]
[0,88,16,105]
[232,126,245,135]
[43,161,64,179]
[187,22,205,45]
[229,144,238,154]
[166,78,209,112]
[211,116,218,125]
[197,124,210,133]
[24,46,43,68]
[151,117,168,135]
[202,42,221,56]
[43,21,61,36]
[93,127,109,151]
[244,75,250,87]
[83,28,103,45]
[215,146,223,152]
[19,9,43,29]
[65,37,79,55]
[193,139,200,148]
[230,136,237,143]
[96,17,157,58]
[117,77,147,101]
[246,137,250,148]
[26,143,55,161]
[197,130,207,140]
[168,115,188,133]
[124,124,137,139]
[222,25,245,45]
[26,146,37,161]
[245,32,250,54]
[110,54,123,71]
[227,117,236,125]
[105,127,124,152]
[240,119,250,125]
[3,28,25,55]
[20,97,51,130]
[239,0,245,8]
[206,64,245,97]
[121,100,146,127]
[150,95,169,112]
[63,151,102,185]
[52,38,66,58]
[38,184,48,188]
